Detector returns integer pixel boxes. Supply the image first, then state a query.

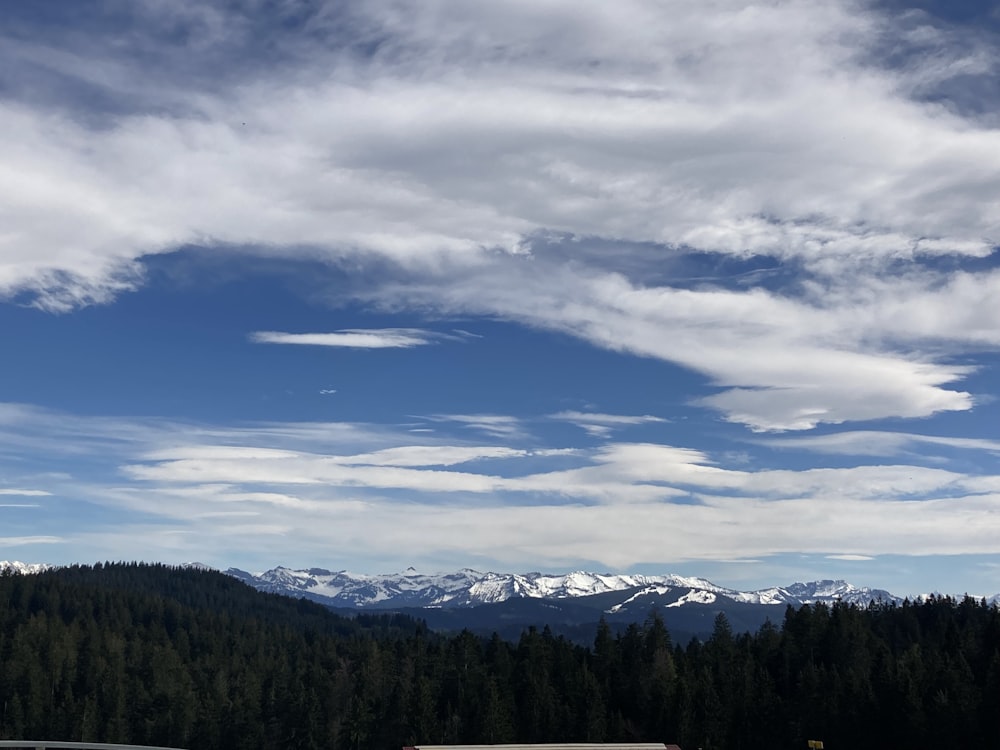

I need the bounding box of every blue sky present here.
[2,0,1000,597]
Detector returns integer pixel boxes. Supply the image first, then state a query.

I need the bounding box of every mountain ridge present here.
[5,560,997,612]
[0,560,53,575]
[222,564,905,610]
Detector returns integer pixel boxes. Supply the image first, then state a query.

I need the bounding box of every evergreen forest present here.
[1,563,998,749]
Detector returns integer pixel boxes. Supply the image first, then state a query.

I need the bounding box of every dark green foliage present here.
[1,564,998,749]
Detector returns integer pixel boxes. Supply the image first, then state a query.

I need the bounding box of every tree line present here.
[1,562,998,749]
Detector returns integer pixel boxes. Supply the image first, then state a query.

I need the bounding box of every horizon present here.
[2,0,999,598]
[2,558,996,602]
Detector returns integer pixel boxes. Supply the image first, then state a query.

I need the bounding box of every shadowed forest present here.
[1,563,998,749]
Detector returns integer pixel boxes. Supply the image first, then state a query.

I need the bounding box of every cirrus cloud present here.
[250,328,451,349]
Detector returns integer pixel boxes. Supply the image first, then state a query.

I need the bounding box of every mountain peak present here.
[224,566,904,612]
[0,560,53,575]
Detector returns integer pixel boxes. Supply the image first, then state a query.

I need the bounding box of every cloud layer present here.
[4,403,1000,580]
[2,0,998,431]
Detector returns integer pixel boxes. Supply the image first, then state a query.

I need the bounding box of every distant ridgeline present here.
[0,563,998,750]
[223,565,910,644]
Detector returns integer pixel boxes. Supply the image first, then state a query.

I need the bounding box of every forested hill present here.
[1,563,999,750]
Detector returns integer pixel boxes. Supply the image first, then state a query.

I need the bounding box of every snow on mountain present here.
[668,590,718,607]
[464,571,705,604]
[0,559,919,613]
[227,566,905,611]
[781,579,898,605]
[181,562,216,571]
[0,560,52,575]
[226,566,486,608]
[730,587,791,605]
[607,585,719,614]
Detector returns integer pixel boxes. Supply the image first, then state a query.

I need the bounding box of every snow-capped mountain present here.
[6,559,993,640]
[224,566,903,611]
[0,560,53,575]
[7,558,990,617]
[780,579,899,606]
[225,566,488,607]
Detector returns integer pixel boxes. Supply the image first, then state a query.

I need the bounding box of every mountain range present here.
[223,565,901,609]
[6,560,996,641]
[218,565,911,640]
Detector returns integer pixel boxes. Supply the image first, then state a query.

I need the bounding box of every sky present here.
[1,0,1000,597]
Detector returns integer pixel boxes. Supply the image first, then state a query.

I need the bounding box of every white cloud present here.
[6,404,1000,572]
[0,536,62,546]
[0,402,394,459]
[551,411,667,437]
[425,414,527,440]
[373,263,980,430]
[759,430,1000,457]
[72,483,1000,572]
[250,329,441,349]
[1,0,999,433]
[142,444,529,468]
[0,488,52,496]
[4,0,997,286]
[121,434,996,510]
[332,445,529,467]
[142,446,302,461]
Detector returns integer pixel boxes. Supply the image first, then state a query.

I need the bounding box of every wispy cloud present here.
[0,489,52,496]
[331,445,528,467]
[4,403,1000,574]
[370,262,986,431]
[425,414,526,440]
[250,329,451,349]
[759,431,1000,457]
[0,536,62,546]
[551,410,668,437]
